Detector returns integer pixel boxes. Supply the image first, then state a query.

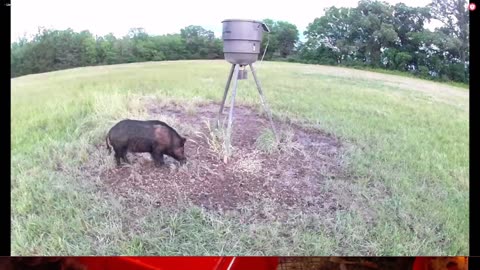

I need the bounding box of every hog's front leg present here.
[152,151,165,167]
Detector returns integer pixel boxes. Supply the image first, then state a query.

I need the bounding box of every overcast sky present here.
[11,0,441,42]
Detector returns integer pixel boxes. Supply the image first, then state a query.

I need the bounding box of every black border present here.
[470,0,478,257]
[468,257,480,270]
[469,256,480,269]
[1,0,11,256]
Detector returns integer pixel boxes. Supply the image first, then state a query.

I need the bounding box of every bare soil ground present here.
[87,102,346,219]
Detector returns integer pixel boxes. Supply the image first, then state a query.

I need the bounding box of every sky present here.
[11,0,442,43]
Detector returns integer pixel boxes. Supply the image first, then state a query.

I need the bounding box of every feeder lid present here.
[222,19,264,23]
[222,19,270,32]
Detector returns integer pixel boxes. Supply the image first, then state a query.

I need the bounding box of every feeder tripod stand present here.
[217,63,279,163]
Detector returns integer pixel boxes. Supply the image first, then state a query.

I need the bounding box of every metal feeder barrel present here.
[222,19,270,65]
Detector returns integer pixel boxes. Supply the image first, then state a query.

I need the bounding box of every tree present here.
[10,11,469,84]
[11,37,30,77]
[388,3,432,70]
[392,3,431,49]
[151,34,187,60]
[95,33,118,64]
[261,19,299,59]
[429,0,469,73]
[303,6,363,64]
[273,21,299,57]
[260,19,278,59]
[355,0,398,67]
[78,30,97,65]
[180,25,219,59]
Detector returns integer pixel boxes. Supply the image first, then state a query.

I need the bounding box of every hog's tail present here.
[105,134,112,154]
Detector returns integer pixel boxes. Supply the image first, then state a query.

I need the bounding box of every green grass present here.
[346,66,468,90]
[11,60,469,255]
[255,129,278,154]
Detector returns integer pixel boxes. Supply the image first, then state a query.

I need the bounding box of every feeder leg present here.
[249,63,280,143]
[217,64,235,128]
[224,64,240,163]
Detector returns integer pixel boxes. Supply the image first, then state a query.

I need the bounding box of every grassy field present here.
[357,67,469,90]
[11,60,469,255]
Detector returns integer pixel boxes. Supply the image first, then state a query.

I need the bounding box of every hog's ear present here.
[181,137,187,146]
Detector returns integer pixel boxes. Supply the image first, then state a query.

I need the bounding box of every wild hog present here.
[106,119,187,167]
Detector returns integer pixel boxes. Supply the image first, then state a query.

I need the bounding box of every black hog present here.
[106,119,187,167]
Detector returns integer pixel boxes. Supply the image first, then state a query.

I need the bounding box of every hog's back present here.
[109,120,174,153]
[109,120,155,144]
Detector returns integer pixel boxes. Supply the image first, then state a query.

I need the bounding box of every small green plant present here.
[186,106,197,116]
[255,127,304,156]
[255,129,278,154]
[279,128,305,156]
[202,119,231,160]
[183,102,198,116]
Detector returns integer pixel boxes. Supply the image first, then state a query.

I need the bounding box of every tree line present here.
[11,0,469,83]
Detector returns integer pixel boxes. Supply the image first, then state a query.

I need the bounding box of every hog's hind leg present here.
[113,150,122,166]
[122,154,131,164]
[113,146,128,167]
[122,148,131,164]
[119,146,130,164]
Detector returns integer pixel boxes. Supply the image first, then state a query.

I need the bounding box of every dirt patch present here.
[95,102,345,218]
